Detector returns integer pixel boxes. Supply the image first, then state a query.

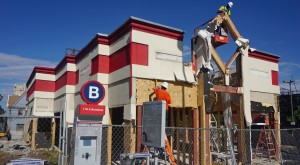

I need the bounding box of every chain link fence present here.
[1,116,300,165]
[0,115,60,165]
[102,126,300,165]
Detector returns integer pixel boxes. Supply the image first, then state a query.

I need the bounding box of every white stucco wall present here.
[98,44,109,56]
[248,57,280,94]
[131,30,194,82]
[109,32,130,55]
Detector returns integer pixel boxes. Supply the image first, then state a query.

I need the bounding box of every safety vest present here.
[218,6,231,16]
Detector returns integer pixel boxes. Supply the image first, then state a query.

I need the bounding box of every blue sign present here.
[81,80,105,104]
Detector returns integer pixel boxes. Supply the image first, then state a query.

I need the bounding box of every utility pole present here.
[65,48,79,55]
[283,79,295,125]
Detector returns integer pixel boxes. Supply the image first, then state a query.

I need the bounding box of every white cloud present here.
[0,52,57,109]
[0,52,57,80]
[279,61,300,81]
[279,60,300,93]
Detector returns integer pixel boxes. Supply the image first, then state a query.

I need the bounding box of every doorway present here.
[111,107,124,161]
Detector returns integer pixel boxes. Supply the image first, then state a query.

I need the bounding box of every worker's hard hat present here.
[161,82,168,89]
[228,2,233,8]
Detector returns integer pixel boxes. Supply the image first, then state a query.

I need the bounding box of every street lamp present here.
[283,80,295,125]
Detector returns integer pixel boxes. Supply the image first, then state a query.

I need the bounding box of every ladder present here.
[141,135,176,165]
[210,114,220,152]
[254,126,277,161]
[165,135,176,165]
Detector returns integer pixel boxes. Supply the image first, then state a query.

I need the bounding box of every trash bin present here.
[120,152,152,165]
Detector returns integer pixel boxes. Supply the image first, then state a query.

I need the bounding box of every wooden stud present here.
[136,106,142,153]
[170,107,174,150]
[238,96,246,163]
[217,94,222,151]
[176,108,181,164]
[182,108,187,164]
[236,55,246,163]
[188,108,193,164]
[31,118,37,149]
[274,94,281,159]
[197,73,211,165]
[192,108,199,165]
[51,118,56,147]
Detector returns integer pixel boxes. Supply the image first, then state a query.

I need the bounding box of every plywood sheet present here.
[136,78,197,108]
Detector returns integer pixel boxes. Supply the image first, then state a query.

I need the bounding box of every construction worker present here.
[217,2,233,17]
[153,82,172,127]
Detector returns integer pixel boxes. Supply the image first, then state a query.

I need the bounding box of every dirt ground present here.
[0,140,59,165]
[0,151,21,165]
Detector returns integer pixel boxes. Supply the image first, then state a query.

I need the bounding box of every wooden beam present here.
[211,85,243,94]
[238,96,246,163]
[188,108,193,164]
[192,108,199,165]
[176,108,181,163]
[274,94,281,159]
[51,118,56,147]
[136,106,142,152]
[182,108,187,164]
[31,118,37,149]
[225,50,240,69]
[197,73,211,165]
[223,15,242,41]
[170,107,174,150]
[236,55,246,163]
[211,47,226,75]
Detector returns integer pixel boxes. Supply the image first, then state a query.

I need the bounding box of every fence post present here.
[31,118,37,149]
[238,95,246,163]
[51,118,56,147]
[136,105,142,153]
[192,108,199,165]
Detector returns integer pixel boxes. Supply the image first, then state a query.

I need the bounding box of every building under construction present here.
[25,15,280,164]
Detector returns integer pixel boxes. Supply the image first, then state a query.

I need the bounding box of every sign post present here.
[71,80,106,165]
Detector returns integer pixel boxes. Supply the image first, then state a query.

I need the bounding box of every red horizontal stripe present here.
[27,71,77,99]
[249,52,279,63]
[26,66,55,88]
[132,23,183,41]
[56,71,77,91]
[27,80,56,99]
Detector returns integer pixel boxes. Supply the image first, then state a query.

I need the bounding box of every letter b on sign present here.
[81,81,105,104]
[89,86,99,99]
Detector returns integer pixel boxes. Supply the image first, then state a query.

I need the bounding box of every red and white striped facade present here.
[26,17,195,124]
[26,17,280,125]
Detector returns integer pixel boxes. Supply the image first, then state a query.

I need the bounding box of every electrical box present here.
[71,104,105,165]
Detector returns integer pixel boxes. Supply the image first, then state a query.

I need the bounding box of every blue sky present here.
[1,0,299,109]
